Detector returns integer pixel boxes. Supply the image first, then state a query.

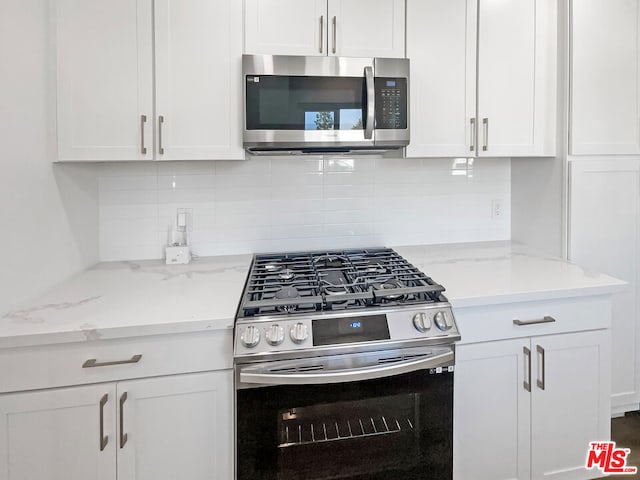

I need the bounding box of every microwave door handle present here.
[239,349,453,386]
[364,66,375,140]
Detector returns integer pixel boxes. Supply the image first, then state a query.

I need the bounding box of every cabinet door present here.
[453,339,531,480]
[477,0,556,157]
[117,371,233,480]
[327,0,405,58]
[571,0,640,155]
[569,160,640,414]
[406,0,476,158]
[54,0,153,161]
[155,0,244,160]
[531,330,611,479]
[244,0,328,56]
[0,384,116,480]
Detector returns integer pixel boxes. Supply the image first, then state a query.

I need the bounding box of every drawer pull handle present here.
[83,354,142,368]
[119,392,128,449]
[513,316,556,326]
[99,394,108,451]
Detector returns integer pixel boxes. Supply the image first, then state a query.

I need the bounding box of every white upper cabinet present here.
[54,0,153,161]
[406,0,557,158]
[244,0,405,58]
[244,0,328,56]
[477,0,556,157]
[54,0,243,161]
[571,0,640,155]
[326,0,405,58]
[155,0,243,160]
[406,0,476,158]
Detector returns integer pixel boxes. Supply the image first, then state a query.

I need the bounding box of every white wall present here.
[98,156,511,260]
[0,0,99,314]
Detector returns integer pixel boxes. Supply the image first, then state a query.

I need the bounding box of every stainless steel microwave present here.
[242,54,409,155]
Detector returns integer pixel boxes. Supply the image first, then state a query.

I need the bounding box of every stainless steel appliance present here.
[234,248,459,480]
[243,55,409,154]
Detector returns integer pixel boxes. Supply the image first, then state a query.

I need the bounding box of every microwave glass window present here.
[246,76,364,131]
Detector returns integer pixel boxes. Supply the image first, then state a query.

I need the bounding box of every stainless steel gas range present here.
[234,248,460,480]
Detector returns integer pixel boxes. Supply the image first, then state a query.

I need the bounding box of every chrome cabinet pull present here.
[83,354,142,369]
[513,316,556,326]
[158,115,165,154]
[99,394,108,451]
[536,345,546,390]
[332,16,337,54]
[119,392,128,449]
[523,346,531,392]
[364,66,375,140]
[470,118,476,152]
[319,16,324,53]
[140,115,147,154]
[482,117,488,151]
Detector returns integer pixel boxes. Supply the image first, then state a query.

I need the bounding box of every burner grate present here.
[238,248,446,318]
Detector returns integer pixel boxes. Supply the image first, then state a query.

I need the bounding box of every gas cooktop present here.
[237,248,447,318]
[234,248,460,362]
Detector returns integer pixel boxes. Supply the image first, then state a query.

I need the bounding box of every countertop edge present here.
[0,317,235,350]
[450,282,628,309]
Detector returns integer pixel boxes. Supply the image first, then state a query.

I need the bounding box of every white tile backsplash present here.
[98,156,511,261]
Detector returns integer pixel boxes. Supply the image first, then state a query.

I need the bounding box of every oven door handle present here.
[239,349,454,386]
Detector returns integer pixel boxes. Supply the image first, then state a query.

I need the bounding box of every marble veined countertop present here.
[395,241,626,308]
[0,242,626,349]
[0,254,252,348]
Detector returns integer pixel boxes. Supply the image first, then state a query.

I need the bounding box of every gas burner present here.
[275,285,300,313]
[264,263,283,273]
[278,269,295,281]
[275,286,299,300]
[314,254,348,269]
[372,279,406,301]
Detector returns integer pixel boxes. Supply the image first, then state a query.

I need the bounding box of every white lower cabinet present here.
[117,372,233,480]
[0,371,233,480]
[0,384,117,480]
[455,330,611,480]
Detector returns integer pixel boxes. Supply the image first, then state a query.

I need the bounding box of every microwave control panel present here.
[375,78,408,130]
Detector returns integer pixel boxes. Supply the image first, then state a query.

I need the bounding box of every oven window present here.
[245,75,365,131]
[277,394,420,479]
[237,369,453,480]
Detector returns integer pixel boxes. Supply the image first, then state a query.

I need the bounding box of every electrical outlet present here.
[177,208,193,231]
[491,199,504,219]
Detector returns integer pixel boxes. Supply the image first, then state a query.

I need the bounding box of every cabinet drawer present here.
[454,295,611,345]
[0,329,232,394]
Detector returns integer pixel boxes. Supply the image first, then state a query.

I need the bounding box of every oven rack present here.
[278,415,414,448]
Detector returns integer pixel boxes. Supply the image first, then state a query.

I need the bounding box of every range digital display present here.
[313,315,390,346]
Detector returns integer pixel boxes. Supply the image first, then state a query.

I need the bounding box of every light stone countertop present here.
[0,242,626,349]
[395,241,626,308]
[0,254,252,348]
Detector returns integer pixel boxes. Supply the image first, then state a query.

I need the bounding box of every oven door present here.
[236,346,453,480]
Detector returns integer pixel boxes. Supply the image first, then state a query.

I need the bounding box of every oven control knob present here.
[412,312,431,333]
[290,322,308,344]
[434,311,452,331]
[240,325,261,348]
[266,324,285,346]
